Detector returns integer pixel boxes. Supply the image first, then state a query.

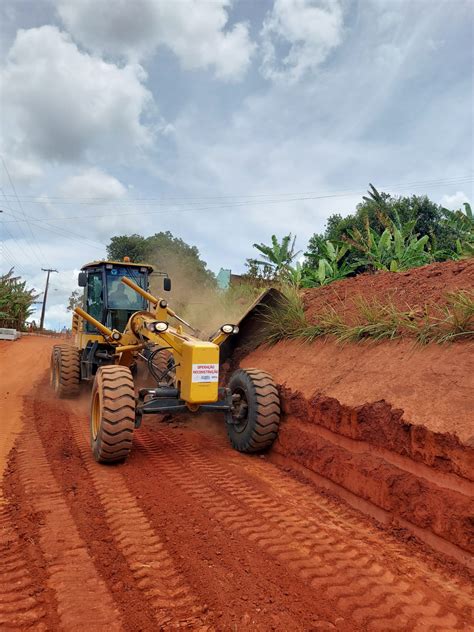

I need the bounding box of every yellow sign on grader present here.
[50,259,281,463]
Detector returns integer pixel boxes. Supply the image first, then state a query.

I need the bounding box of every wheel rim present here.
[91,389,101,440]
[231,387,249,433]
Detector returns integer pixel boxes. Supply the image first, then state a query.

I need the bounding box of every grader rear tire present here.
[227,368,281,453]
[90,365,136,464]
[50,344,80,398]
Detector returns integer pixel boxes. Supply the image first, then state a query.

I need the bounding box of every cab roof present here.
[81,260,154,272]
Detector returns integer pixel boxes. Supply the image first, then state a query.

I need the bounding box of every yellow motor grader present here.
[50,258,281,463]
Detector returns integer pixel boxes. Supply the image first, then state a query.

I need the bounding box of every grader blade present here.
[219,288,284,365]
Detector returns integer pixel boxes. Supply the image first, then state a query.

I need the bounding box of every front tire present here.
[227,368,280,453]
[50,344,80,398]
[90,365,135,463]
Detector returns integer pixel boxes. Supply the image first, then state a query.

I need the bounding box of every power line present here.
[0,189,47,268]
[2,174,473,224]
[19,218,105,250]
[1,159,49,266]
[1,174,472,204]
[1,207,106,250]
[1,179,472,225]
[0,206,41,273]
[1,243,29,276]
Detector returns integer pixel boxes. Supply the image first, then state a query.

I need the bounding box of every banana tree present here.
[0,268,39,329]
[252,234,301,278]
[303,239,355,286]
[344,216,430,272]
[440,202,474,258]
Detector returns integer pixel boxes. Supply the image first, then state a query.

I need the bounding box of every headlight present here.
[221,324,235,334]
[154,321,169,332]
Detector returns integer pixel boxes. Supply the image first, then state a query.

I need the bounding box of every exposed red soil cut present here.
[302,258,474,322]
[276,389,473,554]
[241,260,474,568]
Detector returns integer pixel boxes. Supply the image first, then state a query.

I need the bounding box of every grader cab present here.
[50,258,281,464]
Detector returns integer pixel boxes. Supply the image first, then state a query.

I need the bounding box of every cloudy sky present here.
[1,0,473,328]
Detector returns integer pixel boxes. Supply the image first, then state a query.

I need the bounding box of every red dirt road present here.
[1,336,473,631]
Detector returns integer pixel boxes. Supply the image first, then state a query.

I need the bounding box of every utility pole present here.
[39,268,58,331]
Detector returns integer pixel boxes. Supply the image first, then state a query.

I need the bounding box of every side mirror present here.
[78,272,87,287]
[163,277,171,292]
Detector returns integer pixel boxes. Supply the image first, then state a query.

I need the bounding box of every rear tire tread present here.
[51,344,80,398]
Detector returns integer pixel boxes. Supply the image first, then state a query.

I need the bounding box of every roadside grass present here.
[263,286,308,344]
[263,288,474,345]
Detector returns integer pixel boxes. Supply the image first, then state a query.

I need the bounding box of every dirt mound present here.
[303,259,474,322]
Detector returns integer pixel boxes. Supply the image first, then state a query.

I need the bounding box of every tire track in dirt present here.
[14,420,123,631]
[136,425,473,631]
[0,504,47,630]
[226,444,473,615]
[192,428,473,614]
[69,412,211,630]
[0,338,54,630]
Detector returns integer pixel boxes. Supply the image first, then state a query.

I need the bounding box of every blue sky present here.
[0,0,472,328]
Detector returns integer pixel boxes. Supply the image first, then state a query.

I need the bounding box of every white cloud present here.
[1,157,43,184]
[440,191,471,210]
[59,168,127,201]
[260,0,344,83]
[54,0,255,81]
[0,25,153,163]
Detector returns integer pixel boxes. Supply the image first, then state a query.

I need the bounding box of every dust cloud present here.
[148,265,262,338]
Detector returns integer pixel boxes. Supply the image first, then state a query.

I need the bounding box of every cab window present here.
[85,271,103,331]
[106,267,147,310]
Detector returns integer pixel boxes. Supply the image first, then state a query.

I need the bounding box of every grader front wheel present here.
[50,344,80,398]
[227,368,281,453]
[91,365,136,463]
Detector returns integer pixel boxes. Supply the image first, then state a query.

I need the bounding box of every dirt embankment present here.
[242,260,474,567]
[303,258,474,322]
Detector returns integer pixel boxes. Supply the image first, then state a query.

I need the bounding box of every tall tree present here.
[305,184,464,267]
[107,234,150,262]
[106,231,216,314]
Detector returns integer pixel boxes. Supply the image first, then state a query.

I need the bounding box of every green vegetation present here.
[306,184,469,264]
[263,289,474,346]
[0,268,39,330]
[107,231,216,292]
[246,186,473,289]
[303,239,353,285]
[248,234,301,278]
[343,213,430,272]
[438,202,474,259]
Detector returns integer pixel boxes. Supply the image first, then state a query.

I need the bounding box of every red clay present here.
[303,258,474,323]
[1,304,473,630]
